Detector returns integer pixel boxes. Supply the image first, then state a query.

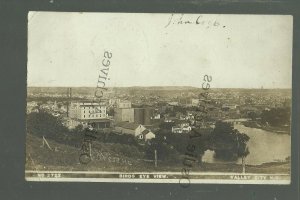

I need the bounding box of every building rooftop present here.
[115,122,141,130]
[141,129,150,135]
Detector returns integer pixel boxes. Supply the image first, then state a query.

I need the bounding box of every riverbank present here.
[242,121,290,134]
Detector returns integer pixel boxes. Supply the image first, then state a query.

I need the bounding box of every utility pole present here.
[89,143,92,160]
[235,131,246,174]
[242,156,246,173]
[154,149,157,167]
[242,145,248,174]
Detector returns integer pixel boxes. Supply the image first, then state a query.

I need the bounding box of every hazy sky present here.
[28,12,293,88]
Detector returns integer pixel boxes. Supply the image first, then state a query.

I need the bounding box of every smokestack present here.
[69,88,72,99]
[67,88,72,117]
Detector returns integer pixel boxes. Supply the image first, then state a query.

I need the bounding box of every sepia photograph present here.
[25,12,292,185]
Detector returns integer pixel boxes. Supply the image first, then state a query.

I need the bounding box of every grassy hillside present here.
[26,133,290,174]
[26,133,146,171]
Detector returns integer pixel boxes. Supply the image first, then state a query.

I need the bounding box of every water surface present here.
[202,124,291,165]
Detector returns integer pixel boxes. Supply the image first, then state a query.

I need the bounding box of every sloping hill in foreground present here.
[26,134,290,174]
[25,133,146,171]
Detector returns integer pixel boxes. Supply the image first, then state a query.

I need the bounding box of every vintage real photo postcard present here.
[26,12,292,185]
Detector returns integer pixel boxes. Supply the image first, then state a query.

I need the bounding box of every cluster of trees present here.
[211,121,249,161]
[164,105,187,117]
[247,111,260,121]
[261,107,290,127]
[144,137,182,163]
[146,121,249,162]
[26,111,77,145]
[26,112,139,148]
[27,112,250,163]
[158,122,175,131]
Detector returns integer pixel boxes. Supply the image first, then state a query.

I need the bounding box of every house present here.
[152,113,161,120]
[115,122,146,136]
[168,102,179,106]
[164,116,177,123]
[182,125,192,132]
[115,122,155,141]
[171,120,192,133]
[140,129,156,141]
[179,121,190,128]
[172,126,183,133]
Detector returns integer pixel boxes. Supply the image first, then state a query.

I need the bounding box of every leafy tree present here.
[159,122,175,130]
[27,111,83,147]
[247,111,259,121]
[74,124,84,133]
[107,107,115,117]
[173,105,187,115]
[261,107,290,127]
[211,121,250,161]
[154,130,189,154]
[27,111,68,139]
[144,137,181,163]
[150,128,212,164]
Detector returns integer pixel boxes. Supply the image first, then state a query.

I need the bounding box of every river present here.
[202,124,291,165]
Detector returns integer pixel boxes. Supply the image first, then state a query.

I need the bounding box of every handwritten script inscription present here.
[165,14,224,28]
